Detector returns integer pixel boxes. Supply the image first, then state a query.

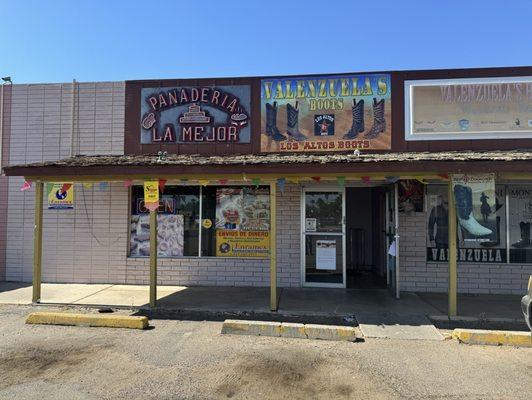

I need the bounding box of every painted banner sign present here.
[47,183,74,209]
[260,74,392,152]
[140,85,251,144]
[405,77,532,140]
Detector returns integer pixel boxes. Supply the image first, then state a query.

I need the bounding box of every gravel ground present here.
[0,304,531,400]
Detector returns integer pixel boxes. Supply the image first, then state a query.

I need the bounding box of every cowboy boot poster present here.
[260,74,392,152]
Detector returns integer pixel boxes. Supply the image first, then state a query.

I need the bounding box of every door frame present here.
[300,186,346,288]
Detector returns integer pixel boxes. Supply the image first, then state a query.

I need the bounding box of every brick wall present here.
[399,212,532,295]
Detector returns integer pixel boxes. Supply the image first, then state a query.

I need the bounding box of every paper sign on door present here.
[316,240,336,270]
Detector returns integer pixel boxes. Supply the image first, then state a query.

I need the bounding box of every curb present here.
[221,319,358,341]
[26,312,149,330]
[452,328,532,347]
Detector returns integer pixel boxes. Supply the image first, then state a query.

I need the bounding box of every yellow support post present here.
[270,181,278,311]
[32,181,44,303]
[448,179,457,317]
[149,208,157,308]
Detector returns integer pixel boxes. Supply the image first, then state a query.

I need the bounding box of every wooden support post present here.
[149,208,157,308]
[270,182,278,311]
[32,181,44,303]
[448,180,457,317]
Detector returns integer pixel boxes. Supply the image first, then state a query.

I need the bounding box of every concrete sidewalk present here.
[0,282,524,321]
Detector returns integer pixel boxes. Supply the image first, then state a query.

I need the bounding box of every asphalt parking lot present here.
[0,305,531,400]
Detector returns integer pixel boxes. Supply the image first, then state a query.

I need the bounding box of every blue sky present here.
[0,0,530,83]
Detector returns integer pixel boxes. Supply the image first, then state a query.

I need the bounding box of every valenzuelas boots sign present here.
[140,85,251,144]
[260,74,392,152]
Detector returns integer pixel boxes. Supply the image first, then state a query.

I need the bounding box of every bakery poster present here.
[215,187,270,258]
[47,183,74,209]
[405,77,532,141]
[260,74,392,152]
[316,240,336,270]
[130,214,184,257]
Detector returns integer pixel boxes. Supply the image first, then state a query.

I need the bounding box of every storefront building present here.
[1,67,531,311]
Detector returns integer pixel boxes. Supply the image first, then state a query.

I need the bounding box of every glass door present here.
[302,188,345,287]
[385,184,400,298]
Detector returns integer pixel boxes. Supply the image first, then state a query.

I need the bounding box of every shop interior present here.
[345,186,388,289]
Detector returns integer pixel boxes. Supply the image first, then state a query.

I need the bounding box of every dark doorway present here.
[345,187,387,289]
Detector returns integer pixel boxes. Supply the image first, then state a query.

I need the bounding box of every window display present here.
[426,184,506,263]
[130,185,269,259]
[508,185,532,263]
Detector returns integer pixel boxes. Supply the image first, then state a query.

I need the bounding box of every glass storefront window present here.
[304,192,342,233]
[130,186,199,257]
[508,185,532,263]
[130,185,270,259]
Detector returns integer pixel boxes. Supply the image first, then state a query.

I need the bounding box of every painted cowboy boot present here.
[343,99,364,139]
[364,98,386,139]
[453,184,492,237]
[265,102,286,141]
[512,221,531,248]
[286,102,307,141]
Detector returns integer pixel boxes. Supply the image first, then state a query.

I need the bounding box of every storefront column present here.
[149,208,157,308]
[32,181,44,303]
[447,180,457,317]
[270,182,278,311]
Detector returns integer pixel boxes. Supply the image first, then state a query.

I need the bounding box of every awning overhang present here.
[3,150,532,181]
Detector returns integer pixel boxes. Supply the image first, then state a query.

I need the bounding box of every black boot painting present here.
[512,221,531,248]
[480,216,501,248]
[364,98,386,139]
[343,99,364,139]
[286,102,307,141]
[265,102,286,142]
[453,184,492,237]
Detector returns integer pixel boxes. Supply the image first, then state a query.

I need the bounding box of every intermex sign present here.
[140,85,251,144]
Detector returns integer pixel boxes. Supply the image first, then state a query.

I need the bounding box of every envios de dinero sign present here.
[140,85,251,144]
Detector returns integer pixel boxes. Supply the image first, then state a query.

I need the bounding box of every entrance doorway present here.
[345,187,387,289]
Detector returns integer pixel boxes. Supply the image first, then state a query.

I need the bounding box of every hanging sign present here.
[260,74,392,152]
[405,77,532,141]
[140,85,251,144]
[143,180,159,211]
[47,183,74,209]
[316,240,337,270]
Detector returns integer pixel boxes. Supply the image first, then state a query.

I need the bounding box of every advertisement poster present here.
[260,74,392,152]
[215,230,269,258]
[130,214,184,257]
[47,183,74,209]
[144,181,159,204]
[215,188,270,258]
[316,240,337,270]
[241,187,270,231]
[426,184,506,263]
[398,180,424,213]
[405,77,532,140]
[140,85,251,144]
[508,185,532,262]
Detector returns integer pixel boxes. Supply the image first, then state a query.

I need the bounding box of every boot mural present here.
[364,98,386,139]
[453,184,492,237]
[512,221,531,248]
[265,102,286,142]
[286,102,307,141]
[343,99,365,139]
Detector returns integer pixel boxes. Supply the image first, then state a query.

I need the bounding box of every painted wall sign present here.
[140,85,251,144]
[260,74,392,152]
[405,77,532,140]
[47,183,74,209]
